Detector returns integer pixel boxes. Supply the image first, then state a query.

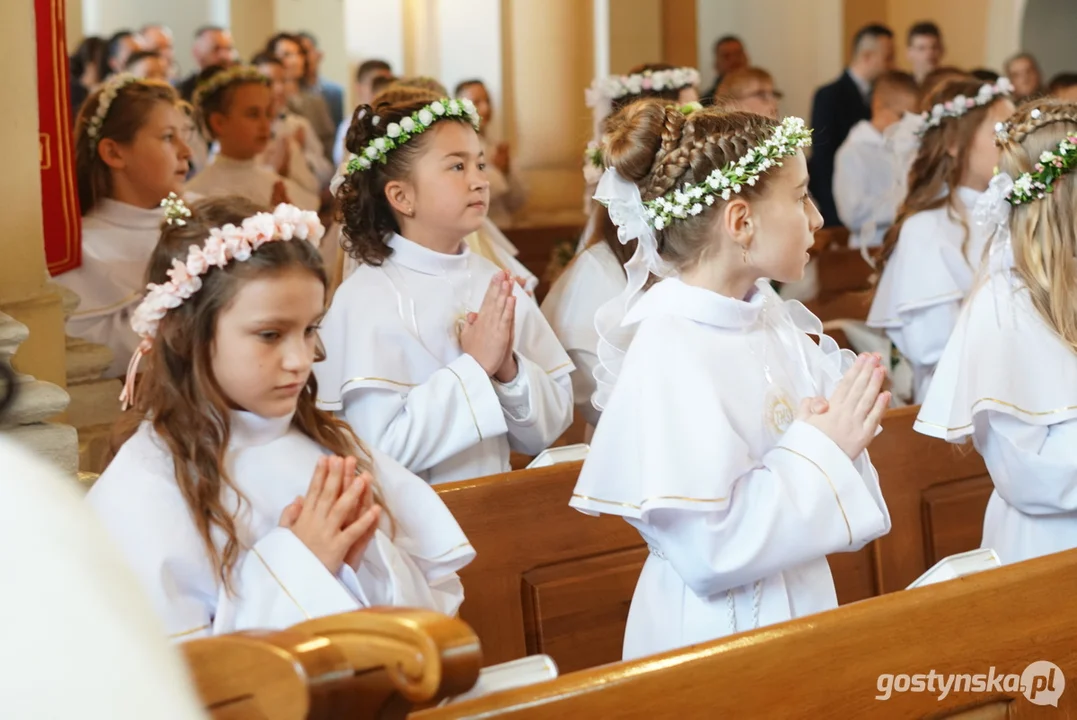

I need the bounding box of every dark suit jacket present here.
[807,71,871,227]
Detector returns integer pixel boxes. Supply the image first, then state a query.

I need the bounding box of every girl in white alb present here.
[185,66,319,212]
[316,92,573,485]
[868,77,1015,402]
[917,101,1077,565]
[571,101,892,661]
[88,196,473,640]
[55,74,192,377]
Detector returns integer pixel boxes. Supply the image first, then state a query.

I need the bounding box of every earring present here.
[405,207,415,218]
[742,246,750,264]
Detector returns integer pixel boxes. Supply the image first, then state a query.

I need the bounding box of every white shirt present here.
[87,410,475,639]
[53,199,163,377]
[916,243,1077,565]
[541,241,627,429]
[834,120,897,249]
[867,186,989,402]
[0,435,206,719]
[316,233,574,484]
[185,154,320,212]
[571,278,890,660]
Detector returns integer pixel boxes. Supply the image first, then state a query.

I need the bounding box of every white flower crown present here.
[917,78,1013,137]
[345,97,481,173]
[642,116,812,230]
[86,73,140,149]
[193,65,269,109]
[586,67,700,108]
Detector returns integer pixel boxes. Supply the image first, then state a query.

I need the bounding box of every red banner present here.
[36,0,81,275]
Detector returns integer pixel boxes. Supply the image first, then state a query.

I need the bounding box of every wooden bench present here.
[501,224,584,301]
[438,406,992,673]
[416,548,1077,719]
[182,609,482,720]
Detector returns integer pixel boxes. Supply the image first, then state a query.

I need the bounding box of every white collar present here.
[847,68,872,99]
[388,233,471,276]
[91,198,165,230]
[229,410,294,448]
[848,120,885,145]
[956,185,984,209]
[624,277,767,330]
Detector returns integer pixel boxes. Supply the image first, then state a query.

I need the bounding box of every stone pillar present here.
[503,0,592,224]
[0,0,78,473]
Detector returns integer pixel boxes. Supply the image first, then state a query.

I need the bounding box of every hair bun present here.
[344,104,379,157]
[603,100,687,186]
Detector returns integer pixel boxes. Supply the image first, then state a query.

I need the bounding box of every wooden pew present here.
[181,627,357,720]
[438,406,992,673]
[501,224,583,301]
[416,548,1077,719]
[183,609,482,720]
[805,241,875,322]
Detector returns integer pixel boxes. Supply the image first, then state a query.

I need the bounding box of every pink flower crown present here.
[119,195,325,408]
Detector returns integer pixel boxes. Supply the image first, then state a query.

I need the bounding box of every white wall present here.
[437,0,503,137]
[1020,0,1077,81]
[696,0,843,122]
[273,0,348,91]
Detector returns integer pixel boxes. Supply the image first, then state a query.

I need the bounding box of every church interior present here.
[4,0,1077,717]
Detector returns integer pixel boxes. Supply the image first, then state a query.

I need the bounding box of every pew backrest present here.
[417,548,1077,719]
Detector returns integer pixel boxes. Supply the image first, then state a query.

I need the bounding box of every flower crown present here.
[917,78,1013,137]
[193,65,268,109]
[1006,131,1077,206]
[586,67,700,108]
[583,102,704,184]
[345,97,480,173]
[86,73,140,149]
[119,195,326,408]
[642,116,812,230]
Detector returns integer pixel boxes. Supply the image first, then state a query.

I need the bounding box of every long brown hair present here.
[602,99,776,273]
[114,196,378,593]
[337,89,475,266]
[878,78,1005,272]
[74,79,180,216]
[997,100,1077,353]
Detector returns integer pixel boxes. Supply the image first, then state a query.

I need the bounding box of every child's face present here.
[211,266,325,419]
[114,101,191,204]
[129,56,169,82]
[741,150,822,283]
[405,121,490,239]
[962,99,1016,191]
[212,83,274,159]
[733,80,779,120]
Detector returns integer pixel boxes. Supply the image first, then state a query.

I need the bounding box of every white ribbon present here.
[591,169,674,411]
[974,172,1016,274]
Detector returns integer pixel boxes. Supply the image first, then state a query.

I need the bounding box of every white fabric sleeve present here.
[890,300,962,369]
[283,136,321,195]
[341,353,509,474]
[281,175,321,212]
[977,412,1077,515]
[492,354,574,455]
[643,421,890,598]
[298,117,335,186]
[833,143,872,232]
[565,347,601,428]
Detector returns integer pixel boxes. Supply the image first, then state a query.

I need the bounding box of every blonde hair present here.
[602,99,777,273]
[997,100,1077,353]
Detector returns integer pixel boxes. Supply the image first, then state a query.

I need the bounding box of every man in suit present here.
[177,26,236,102]
[808,24,894,228]
[703,35,749,105]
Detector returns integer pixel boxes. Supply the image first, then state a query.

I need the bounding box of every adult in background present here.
[267,32,336,163]
[125,50,170,82]
[177,26,236,102]
[1049,73,1077,101]
[139,24,176,80]
[905,21,943,87]
[106,31,144,78]
[716,67,782,119]
[334,59,394,164]
[808,23,894,227]
[702,35,748,104]
[1005,53,1044,102]
[70,36,108,115]
[298,32,345,130]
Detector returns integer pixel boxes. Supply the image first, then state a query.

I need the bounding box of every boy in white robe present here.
[917,103,1077,565]
[868,77,1015,403]
[56,76,193,377]
[185,66,319,212]
[88,197,474,639]
[571,103,891,660]
[317,91,573,485]
[834,71,918,249]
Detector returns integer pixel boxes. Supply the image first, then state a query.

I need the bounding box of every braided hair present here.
[602,99,776,271]
[997,99,1077,353]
